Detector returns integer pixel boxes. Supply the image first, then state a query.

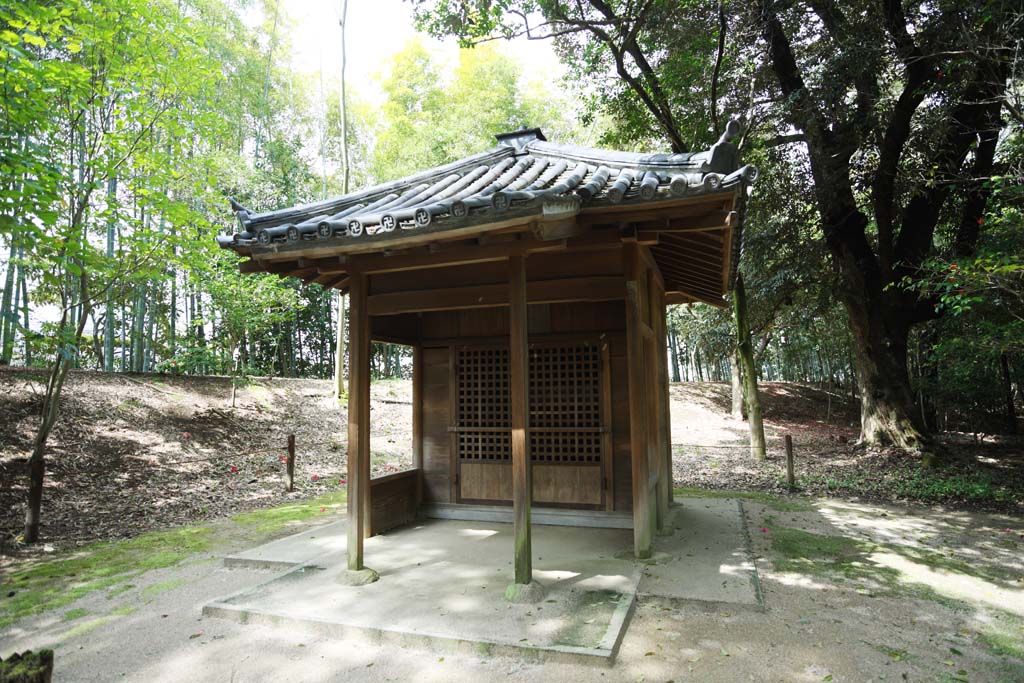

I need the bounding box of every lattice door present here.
[454,341,605,468]
[455,347,511,463]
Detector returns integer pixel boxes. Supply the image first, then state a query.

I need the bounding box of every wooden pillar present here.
[347,273,370,570]
[412,344,423,507]
[660,296,674,509]
[654,287,671,526]
[509,254,532,584]
[624,244,652,559]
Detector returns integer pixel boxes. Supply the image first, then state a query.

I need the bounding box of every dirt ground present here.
[671,382,1024,512]
[1,368,1022,680]
[1,495,1021,682]
[0,367,413,562]
[2,369,1021,564]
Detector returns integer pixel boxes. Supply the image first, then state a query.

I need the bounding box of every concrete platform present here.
[640,498,763,609]
[206,497,761,663]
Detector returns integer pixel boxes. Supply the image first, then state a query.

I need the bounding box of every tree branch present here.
[710,0,727,137]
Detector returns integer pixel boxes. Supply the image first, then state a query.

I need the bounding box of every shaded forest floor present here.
[1,368,1021,564]
[671,382,1024,513]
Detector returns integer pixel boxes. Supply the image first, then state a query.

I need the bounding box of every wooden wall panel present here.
[420,310,456,340]
[370,262,506,295]
[369,470,418,535]
[461,462,513,501]
[406,249,638,514]
[419,301,627,343]
[459,307,507,338]
[526,249,622,279]
[371,312,420,343]
[421,346,451,502]
[459,463,603,507]
[533,465,602,506]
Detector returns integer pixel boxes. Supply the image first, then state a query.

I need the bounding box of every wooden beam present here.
[665,230,727,251]
[324,275,350,290]
[656,255,725,281]
[651,264,724,294]
[578,192,734,220]
[664,291,699,305]
[314,238,563,275]
[347,272,371,569]
[366,276,626,316]
[657,231,727,256]
[663,283,727,307]
[250,213,542,262]
[624,243,653,559]
[632,210,732,234]
[508,254,532,585]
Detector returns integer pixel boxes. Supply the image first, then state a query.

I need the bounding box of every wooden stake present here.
[785,434,795,490]
[286,434,295,492]
[347,272,370,571]
[509,254,532,584]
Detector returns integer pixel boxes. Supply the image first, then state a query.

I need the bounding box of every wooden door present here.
[453,341,607,508]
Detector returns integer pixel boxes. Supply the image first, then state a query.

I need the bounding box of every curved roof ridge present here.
[239,145,515,231]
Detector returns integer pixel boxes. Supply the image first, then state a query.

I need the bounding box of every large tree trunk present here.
[828,221,927,451]
[732,274,766,460]
[752,0,1007,456]
[667,326,681,382]
[729,346,745,420]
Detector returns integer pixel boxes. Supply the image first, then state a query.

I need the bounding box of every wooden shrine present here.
[218,122,756,584]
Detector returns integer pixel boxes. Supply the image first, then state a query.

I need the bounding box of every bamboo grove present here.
[3,0,1023,463]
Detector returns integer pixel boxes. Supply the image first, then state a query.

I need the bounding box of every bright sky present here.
[283,0,564,102]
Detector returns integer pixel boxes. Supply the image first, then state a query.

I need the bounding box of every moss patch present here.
[141,578,187,598]
[62,615,115,640]
[764,519,973,610]
[0,526,212,630]
[232,490,347,534]
[1,490,347,630]
[105,584,135,599]
[978,610,1024,661]
[110,604,136,617]
[61,608,88,622]
[674,487,813,512]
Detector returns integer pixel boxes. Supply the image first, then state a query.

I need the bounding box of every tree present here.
[1,0,283,542]
[412,0,1023,454]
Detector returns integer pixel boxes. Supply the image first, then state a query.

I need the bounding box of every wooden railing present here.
[370,468,419,535]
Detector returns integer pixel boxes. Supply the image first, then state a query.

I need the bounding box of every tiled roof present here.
[218,121,756,251]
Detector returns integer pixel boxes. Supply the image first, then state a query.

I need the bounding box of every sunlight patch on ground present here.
[870,551,1024,616]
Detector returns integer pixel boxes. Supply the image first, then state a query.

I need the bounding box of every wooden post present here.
[347,272,370,571]
[286,434,295,492]
[412,344,423,507]
[509,254,532,584]
[785,435,795,490]
[624,244,652,559]
[653,282,670,528]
